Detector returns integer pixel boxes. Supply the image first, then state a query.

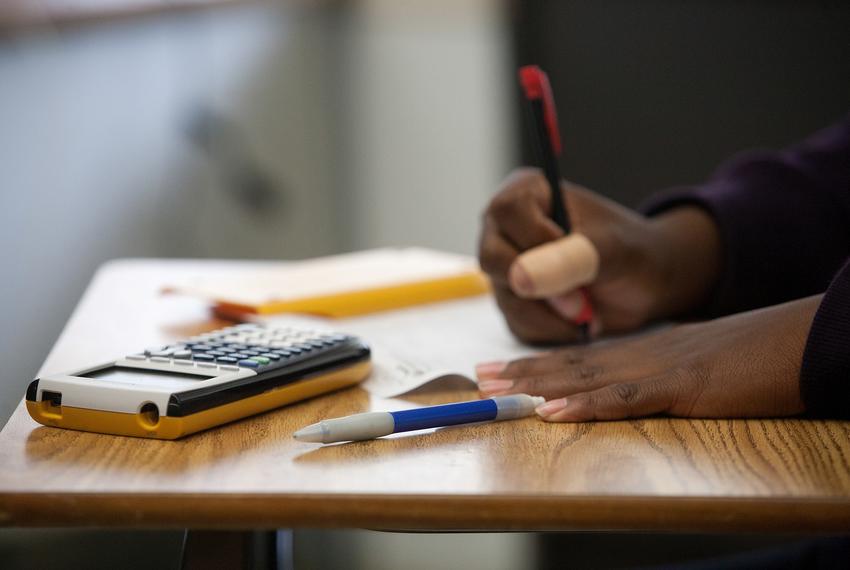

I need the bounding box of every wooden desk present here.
[1,260,850,533]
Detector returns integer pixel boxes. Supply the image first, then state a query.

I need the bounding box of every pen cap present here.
[492,394,545,421]
[518,65,562,156]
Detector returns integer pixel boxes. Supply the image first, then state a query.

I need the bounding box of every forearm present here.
[643,116,850,317]
[647,206,722,320]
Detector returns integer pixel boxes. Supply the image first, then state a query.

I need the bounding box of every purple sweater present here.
[644,116,850,419]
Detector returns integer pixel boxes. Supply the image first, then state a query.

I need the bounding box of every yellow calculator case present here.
[26,324,371,439]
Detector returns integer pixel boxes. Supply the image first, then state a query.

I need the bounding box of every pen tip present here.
[292,424,325,443]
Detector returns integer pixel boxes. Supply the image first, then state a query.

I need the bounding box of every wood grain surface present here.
[1,260,850,532]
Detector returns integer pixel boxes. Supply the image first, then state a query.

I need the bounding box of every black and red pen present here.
[518,65,595,342]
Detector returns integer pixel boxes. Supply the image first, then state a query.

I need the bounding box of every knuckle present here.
[503,356,537,376]
[477,240,505,276]
[684,360,711,391]
[514,376,547,396]
[610,382,640,405]
[504,167,544,191]
[488,191,519,221]
[559,349,584,366]
[570,392,594,419]
[673,362,712,415]
[489,170,546,221]
[569,364,602,387]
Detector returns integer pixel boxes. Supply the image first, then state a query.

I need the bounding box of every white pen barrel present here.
[320,411,395,443]
[493,394,545,421]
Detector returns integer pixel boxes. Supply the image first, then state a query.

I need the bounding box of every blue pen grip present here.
[389,399,499,433]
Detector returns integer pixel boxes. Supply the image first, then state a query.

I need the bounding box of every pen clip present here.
[518,65,562,157]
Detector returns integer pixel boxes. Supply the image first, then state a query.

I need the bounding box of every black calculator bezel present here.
[165,339,370,417]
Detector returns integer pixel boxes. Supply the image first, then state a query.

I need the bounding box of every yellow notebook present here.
[171,248,490,318]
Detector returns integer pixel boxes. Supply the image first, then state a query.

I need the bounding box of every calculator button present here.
[144,346,167,356]
[272,349,293,357]
[286,347,303,355]
[229,344,248,350]
[220,364,240,372]
[241,350,260,356]
[238,359,260,368]
[206,350,225,357]
[151,356,171,363]
[293,344,314,352]
[260,353,280,360]
[193,344,214,351]
[173,350,193,359]
[197,362,217,369]
[126,354,147,361]
[193,354,215,362]
[250,356,270,365]
[218,347,236,354]
[216,357,238,364]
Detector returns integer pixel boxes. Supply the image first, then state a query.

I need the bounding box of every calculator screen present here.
[81,367,214,389]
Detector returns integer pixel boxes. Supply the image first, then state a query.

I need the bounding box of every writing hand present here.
[478,168,722,344]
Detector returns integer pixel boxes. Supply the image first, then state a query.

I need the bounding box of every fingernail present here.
[548,293,584,320]
[475,361,507,380]
[536,398,567,417]
[478,379,514,395]
[509,262,535,297]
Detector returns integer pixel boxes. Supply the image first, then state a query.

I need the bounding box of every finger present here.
[496,348,588,378]
[509,233,600,298]
[490,326,670,381]
[535,377,676,422]
[488,172,564,251]
[478,219,520,285]
[492,285,579,345]
[479,367,610,400]
[547,291,586,320]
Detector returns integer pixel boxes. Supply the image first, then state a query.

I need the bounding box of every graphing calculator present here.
[25,323,371,439]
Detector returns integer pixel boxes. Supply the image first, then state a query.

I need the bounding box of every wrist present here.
[646,206,723,319]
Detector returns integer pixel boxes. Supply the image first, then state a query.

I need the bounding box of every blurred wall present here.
[513,0,850,208]
[0,1,515,429]
[0,4,344,423]
[332,0,515,254]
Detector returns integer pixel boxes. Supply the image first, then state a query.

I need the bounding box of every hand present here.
[478,168,722,344]
[476,295,819,421]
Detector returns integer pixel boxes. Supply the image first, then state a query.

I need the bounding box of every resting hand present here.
[476,296,818,421]
[478,168,722,344]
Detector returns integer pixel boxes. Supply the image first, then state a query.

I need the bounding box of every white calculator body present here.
[26,323,371,439]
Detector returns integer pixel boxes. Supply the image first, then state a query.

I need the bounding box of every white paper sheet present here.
[259,295,542,397]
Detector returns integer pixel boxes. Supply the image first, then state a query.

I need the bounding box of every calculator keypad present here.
[129,324,352,373]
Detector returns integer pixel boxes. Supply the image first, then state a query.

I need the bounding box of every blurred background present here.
[0,0,848,568]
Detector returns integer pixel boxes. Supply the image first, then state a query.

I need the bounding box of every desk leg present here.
[181,530,293,570]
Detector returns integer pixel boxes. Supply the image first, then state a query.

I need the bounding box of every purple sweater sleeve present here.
[644,115,850,315]
[643,116,850,418]
[801,259,850,418]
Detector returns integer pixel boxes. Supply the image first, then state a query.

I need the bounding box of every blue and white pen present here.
[293,394,544,444]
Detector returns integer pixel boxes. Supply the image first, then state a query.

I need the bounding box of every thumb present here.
[535,378,675,422]
[508,233,599,299]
